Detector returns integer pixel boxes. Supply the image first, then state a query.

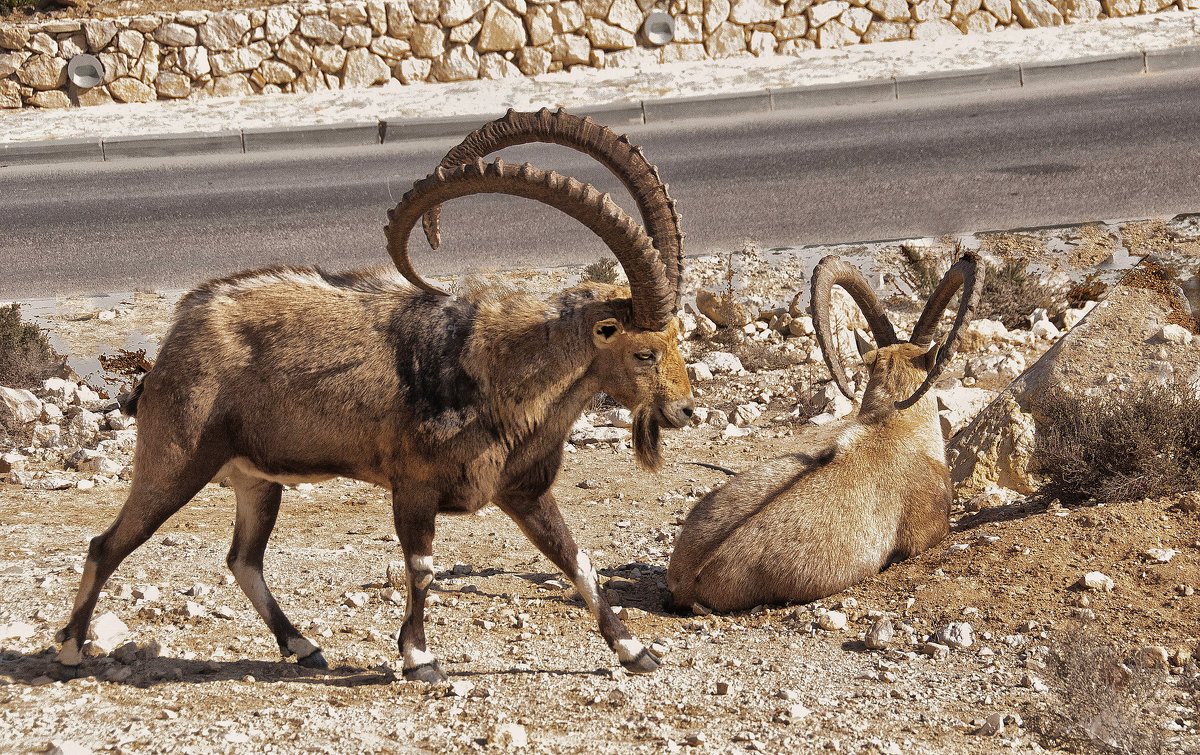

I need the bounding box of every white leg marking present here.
[572,550,603,617]
[403,646,436,668]
[57,638,83,666]
[230,561,277,624]
[408,555,434,589]
[287,636,320,659]
[615,638,648,664]
[414,573,433,590]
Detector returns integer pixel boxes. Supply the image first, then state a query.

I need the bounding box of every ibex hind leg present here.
[227,473,325,669]
[56,462,214,666]
[393,490,446,683]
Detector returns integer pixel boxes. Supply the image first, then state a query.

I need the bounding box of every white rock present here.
[89,612,129,653]
[0,386,41,425]
[47,741,93,755]
[1158,324,1194,346]
[1031,319,1060,341]
[1062,301,1098,330]
[0,621,35,640]
[937,622,974,649]
[705,408,729,427]
[133,585,160,601]
[181,601,207,619]
[965,353,1026,381]
[687,362,714,382]
[976,712,1005,736]
[344,591,370,608]
[817,611,847,631]
[1144,548,1176,564]
[607,408,633,428]
[570,426,631,445]
[700,351,745,375]
[450,679,475,696]
[41,377,77,405]
[864,618,893,649]
[1080,571,1114,592]
[732,403,762,426]
[490,723,528,748]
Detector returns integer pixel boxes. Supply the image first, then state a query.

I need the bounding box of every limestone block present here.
[911,0,951,20]
[1141,0,1175,9]
[343,24,373,47]
[154,23,199,47]
[962,9,999,30]
[480,4,527,50]
[411,23,446,57]
[16,54,66,90]
[552,32,591,63]
[76,84,114,106]
[703,0,731,32]
[586,18,636,48]
[583,0,614,17]
[300,15,344,44]
[0,25,31,51]
[266,8,301,43]
[773,14,808,37]
[479,51,522,77]
[209,41,271,76]
[128,16,159,34]
[292,69,326,91]
[840,6,873,32]
[200,12,252,51]
[673,14,704,42]
[526,6,555,45]
[816,17,859,45]
[1012,0,1063,25]
[117,30,144,58]
[441,0,489,26]
[1056,0,1102,21]
[450,17,483,43]
[25,89,69,108]
[139,39,161,83]
[411,0,440,22]
[516,44,553,73]
[867,0,911,19]
[109,76,156,102]
[312,43,349,73]
[1100,0,1139,13]
[432,44,481,80]
[982,0,1012,21]
[180,45,212,78]
[99,52,130,83]
[175,11,210,26]
[704,20,745,56]
[912,18,963,37]
[330,1,370,25]
[781,34,818,51]
[395,55,433,82]
[277,36,315,71]
[83,20,118,51]
[370,35,412,59]
[950,0,983,20]
[258,59,299,84]
[155,71,191,97]
[554,1,587,32]
[387,1,417,36]
[367,0,389,34]
[28,33,57,56]
[731,0,784,23]
[55,32,84,61]
[608,0,644,31]
[659,41,706,61]
[212,73,253,96]
[0,51,26,78]
[342,47,391,86]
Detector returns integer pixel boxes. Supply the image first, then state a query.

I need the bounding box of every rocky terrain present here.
[1,215,1199,754]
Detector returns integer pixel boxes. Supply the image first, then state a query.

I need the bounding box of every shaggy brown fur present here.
[666,343,950,612]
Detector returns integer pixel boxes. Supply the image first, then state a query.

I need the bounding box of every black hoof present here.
[403,661,447,683]
[297,650,328,669]
[621,648,661,674]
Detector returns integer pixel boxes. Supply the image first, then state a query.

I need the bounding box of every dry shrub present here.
[581,258,618,286]
[0,0,35,14]
[897,243,943,301]
[1066,272,1110,309]
[977,258,1058,330]
[699,327,797,373]
[1031,620,1165,754]
[1035,382,1200,505]
[0,304,62,390]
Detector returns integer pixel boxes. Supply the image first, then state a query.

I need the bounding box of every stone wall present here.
[1,0,1196,110]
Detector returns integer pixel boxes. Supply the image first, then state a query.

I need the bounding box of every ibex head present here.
[384,109,693,470]
[811,253,985,417]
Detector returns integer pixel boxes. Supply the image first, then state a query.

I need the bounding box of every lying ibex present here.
[666,254,983,613]
[57,110,694,681]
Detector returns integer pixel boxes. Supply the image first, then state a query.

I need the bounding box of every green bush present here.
[0,303,61,390]
[1035,382,1200,505]
[977,258,1058,330]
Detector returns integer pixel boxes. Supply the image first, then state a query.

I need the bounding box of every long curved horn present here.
[385,158,674,331]
[810,255,899,398]
[895,252,985,410]
[419,108,685,309]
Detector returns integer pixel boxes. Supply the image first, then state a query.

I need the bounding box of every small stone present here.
[450,680,475,696]
[387,561,406,589]
[865,618,893,649]
[937,622,974,649]
[920,642,950,659]
[133,585,160,602]
[47,741,93,755]
[1021,673,1048,692]
[700,351,745,375]
[1144,548,1176,564]
[785,703,812,721]
[714,680,731,695]
[344,591,370,608]
[817,611,847,631]
[606,408,633,428]
[975,712,1005,736]
[684,733,707,746]
[577,479,601,489]
[490,722,528,748]
[1134,645,1170,669]
[1079,571,1114,592]
[1157,324,1194,347]
[185,583,211,597]
[0,621,35,640]
[182,601,207,619]
[89,611,129,653]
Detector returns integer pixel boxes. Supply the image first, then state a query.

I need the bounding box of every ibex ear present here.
[854,328,875,357]
[919,339,941,371]
[860,348,879,370]
[593,318,625,348]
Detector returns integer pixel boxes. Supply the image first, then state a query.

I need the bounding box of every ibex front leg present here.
[392,488,447,683]
[496,491,660,673]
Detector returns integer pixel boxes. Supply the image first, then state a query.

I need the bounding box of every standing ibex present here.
[56,110,694,681]
[666,254,983,613]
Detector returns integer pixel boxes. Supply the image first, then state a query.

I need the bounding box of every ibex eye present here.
[635,351,655,361]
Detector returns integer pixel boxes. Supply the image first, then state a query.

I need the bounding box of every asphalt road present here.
[3,70,1199,299]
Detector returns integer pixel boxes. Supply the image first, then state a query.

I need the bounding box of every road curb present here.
[3,43,1199,167]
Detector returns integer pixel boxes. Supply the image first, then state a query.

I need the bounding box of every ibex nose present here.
[662,397,696,428]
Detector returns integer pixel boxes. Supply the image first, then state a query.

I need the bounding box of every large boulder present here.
[0,387,41,426]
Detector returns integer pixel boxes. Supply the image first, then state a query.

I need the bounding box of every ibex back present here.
[666,255,983,613]
[57,110,693,681]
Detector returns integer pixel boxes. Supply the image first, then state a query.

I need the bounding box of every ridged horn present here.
[418,108,685,310]
[810,255,899,398]
[894,252,984,410]
[385,158,674,331]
